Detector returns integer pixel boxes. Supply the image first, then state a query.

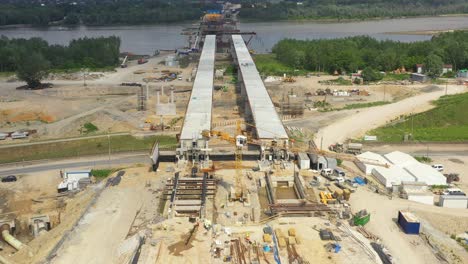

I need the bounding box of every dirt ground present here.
[266,75,414,110]
[0,52,194,142]
[431,155,468,193]
[0,168,97,263]
[283,83,468,148]
[350,187,468,264]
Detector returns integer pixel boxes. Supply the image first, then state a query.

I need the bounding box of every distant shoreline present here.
[386,28,468,35]
[1,13,467,29]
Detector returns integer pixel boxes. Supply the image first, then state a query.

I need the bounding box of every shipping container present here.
[439,195,468,209]
[297,152,310,169]
[353,209,370,226]
[398,211,420,234]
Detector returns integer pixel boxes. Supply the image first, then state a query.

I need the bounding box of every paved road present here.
[1,142,466,176]
[0,132,131,149]
[0,153,151,176]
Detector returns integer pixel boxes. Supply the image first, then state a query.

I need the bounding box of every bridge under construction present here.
[177,34,289,164]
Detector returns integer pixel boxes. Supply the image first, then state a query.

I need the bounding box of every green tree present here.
[424,53,443,78]
[64,13,80,25]
[16,52,50,88]
[361,67,383,82]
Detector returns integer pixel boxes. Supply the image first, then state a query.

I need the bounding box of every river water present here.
[1,16,467,54]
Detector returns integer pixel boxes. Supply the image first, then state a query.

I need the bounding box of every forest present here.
[1,0,467,26]
[0,0,205,26]
[0,36,121,72]
[271,31,468,75]
[241,0,468,21]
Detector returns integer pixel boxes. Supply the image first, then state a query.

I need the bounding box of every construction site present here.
[0,3,468,264]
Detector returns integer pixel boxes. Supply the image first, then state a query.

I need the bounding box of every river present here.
[1,16,467,54]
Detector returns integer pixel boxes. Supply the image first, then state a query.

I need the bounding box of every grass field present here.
[253,54,306,76]
[369,92,468,142]
[0,135,177,164]
[382,73,410,81]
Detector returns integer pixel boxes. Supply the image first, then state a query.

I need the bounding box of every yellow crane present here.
[203,120,291,202]
[202,120,247,201]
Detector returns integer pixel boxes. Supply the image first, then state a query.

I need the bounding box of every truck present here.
[138,58,148,64]
[11,131,28,139]
[329,142,362,154]
[120,55,128,68]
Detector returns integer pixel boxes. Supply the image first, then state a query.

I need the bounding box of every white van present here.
[431,164,444,171]
[320,168,333,177]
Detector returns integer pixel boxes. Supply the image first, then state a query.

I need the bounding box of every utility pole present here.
[107,133,111,168]
[383,85,386,101]
[445,79,448,95]
[82,69,88,87]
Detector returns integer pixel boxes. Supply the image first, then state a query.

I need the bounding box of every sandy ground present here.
[350,187,468,264]
[431,155,468,193]
[310,84,468,148]
[50,167,158,264]
[0,53,193,141]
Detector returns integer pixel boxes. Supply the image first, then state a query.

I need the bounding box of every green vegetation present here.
[240,0,468,21]
[0,135,177,164]
[15,51,50,88]
[0,36,120,88]
[319,77,353,85]
[225,64,237,76]
[0,36,120,71]
[272,31,468,75]
[0,1,204,26]
[382,73,410,81]
[253,54,304,76]
[316,100,389,112]
[337,159,343,166]
[370,93,468,142]
[83,122,99,134]
[414,156,433,163]
[91,169,114,179]
[361,67,383,82]
[341,101,389,110]
[2,0,468,26]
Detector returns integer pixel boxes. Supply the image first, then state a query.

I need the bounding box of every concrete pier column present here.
[170,87,174,103]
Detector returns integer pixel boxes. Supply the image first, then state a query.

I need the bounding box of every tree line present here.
[272,31,468,77]
[240,0,468,21]
[0,36,120,87]
[1,0,468,26]
[0,0,207,26]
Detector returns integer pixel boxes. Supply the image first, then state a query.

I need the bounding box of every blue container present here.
[398,211,420,235]
[354,177,366,185]
[334,243,341,253]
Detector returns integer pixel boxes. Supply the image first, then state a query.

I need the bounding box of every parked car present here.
[431,164,444,171]
[334,168,346,177]
[1,175,17,182]
[345,179,358,188]
[335,177,345,183]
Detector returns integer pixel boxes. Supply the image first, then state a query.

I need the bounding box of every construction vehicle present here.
[202,121,247,202]
[319,191,336,205]
[120,55,128,68]
[283,76,296,83]
[328,142,362,154]
[202,120,287,202]
[138,58,148,64]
